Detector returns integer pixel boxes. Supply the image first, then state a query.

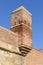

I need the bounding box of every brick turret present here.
[10,6,32,48]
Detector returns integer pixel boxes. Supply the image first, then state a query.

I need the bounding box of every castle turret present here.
[10,6,32,48]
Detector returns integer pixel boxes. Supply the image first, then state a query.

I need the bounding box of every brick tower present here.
[10,6,32,56]
[10,6,32,47]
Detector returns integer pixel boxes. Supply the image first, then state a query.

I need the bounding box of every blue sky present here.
[0,0,43,49]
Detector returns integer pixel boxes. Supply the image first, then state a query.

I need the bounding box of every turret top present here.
[11,6,32,16]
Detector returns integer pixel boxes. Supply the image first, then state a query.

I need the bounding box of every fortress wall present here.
[24,48,43,65]
[0,26,18,47]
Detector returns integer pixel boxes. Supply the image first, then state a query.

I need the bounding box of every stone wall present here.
[0,26,24,65]
[0,48,23,65]
[0,39,24,65]
[23,48,43,65]
[0,26,18,47]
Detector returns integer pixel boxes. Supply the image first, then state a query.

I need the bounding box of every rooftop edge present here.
[11,6,32,16]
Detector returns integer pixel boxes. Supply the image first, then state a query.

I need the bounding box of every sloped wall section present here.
[0,26,24,65]
[0,26,18,46]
